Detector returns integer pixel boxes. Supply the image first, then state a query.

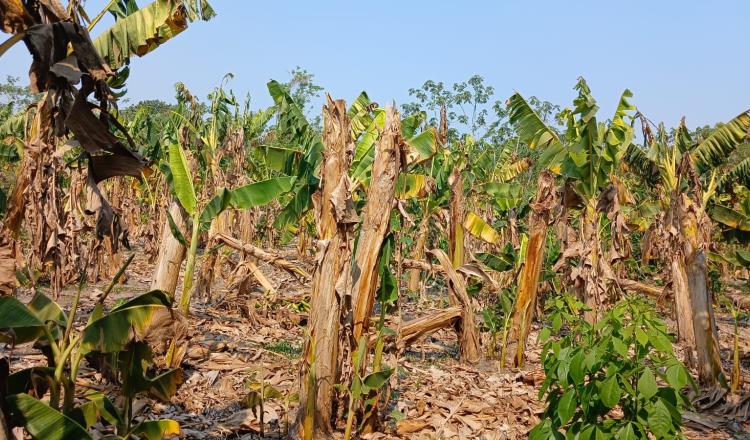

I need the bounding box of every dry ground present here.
[5,244,750,439]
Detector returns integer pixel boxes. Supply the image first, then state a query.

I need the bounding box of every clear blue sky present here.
[2,1,749,128]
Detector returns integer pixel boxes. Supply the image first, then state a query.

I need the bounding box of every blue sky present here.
[2,1,748,128]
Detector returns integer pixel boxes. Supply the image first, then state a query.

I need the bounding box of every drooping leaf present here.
[93,0,216,70]
[638,368,658,400]
[717,156,750,191]
[692,110,750,172]
[67,392,122,429]
[7,394,93,440]
[647,399,672,438]
[80,291,173,354]
[229,176,296,209]
[199,187,231,228]
[463,211,501,244]
[557,388,576,425]
[507,92,563,153]
[166,209,189,247]
[710,204,750,231]
[395,173,432,199]
[362,368,393,391]
[0,296,45,344]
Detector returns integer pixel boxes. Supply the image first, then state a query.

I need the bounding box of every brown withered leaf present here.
[0,242,17,295]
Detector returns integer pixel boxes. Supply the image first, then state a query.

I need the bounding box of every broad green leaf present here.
[200,188,231,228]
[93,0,215,70]
[351,109,386,185]
[599,376,621,408]
[635,327,649,347]
[404,129,437,166]
[638,368,658,400]
[665,364,690,390]
[0,296,45,344]
[692,110,750,172]
[616,423,638,440]
[348,91,374,139]
[611,337,628,357]
[646,400,672,438]
[483,182,523,211]
[7,394,93,440]
[68,392,122,429]
[710,204,750,232]
[507,92,564,167]
[168,143,196,215]
[362,368,393,391]
[557,388,576,425]
[569,351,586,385]
[111,290,172,312]
[475,251,514,272]
[229,176,296,209]
[81,292,173,354]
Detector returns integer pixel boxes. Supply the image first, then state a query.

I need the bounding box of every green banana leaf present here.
[119,341,184,401]
[692,110,750,172]
[168,142,197,215]
[348,91,374,140]
[67,392,123,430]
[6,394,93,440]
[7,366,54,396]
[80,291,173,354]
[0,296,45,344]
[93,0,215,70]
[711,204,750,231]
[230,176,296,209]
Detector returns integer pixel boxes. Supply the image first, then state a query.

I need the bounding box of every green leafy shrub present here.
[530,295,694,439]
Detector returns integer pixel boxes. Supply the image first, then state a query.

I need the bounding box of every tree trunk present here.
[297,97,357,439]
[407,215,429,292]
[671,256,695,346]
[150,201,187,295]
[351,106,402,343]
[393,307,462,348]
[678,192,724,385]
[511,171,555,367]
[430,249,480,363]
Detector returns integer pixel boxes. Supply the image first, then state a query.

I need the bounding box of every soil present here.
[4,245,750,439]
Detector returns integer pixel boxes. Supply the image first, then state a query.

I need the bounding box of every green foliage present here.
[93,0,215,70]
[531,295,693,440]
[1,290,182,439]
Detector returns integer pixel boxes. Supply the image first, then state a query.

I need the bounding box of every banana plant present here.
[0,288,182,439]
[508,78,637,323]
[166,140,296,314]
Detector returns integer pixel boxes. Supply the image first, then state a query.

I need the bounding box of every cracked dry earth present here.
[4,247,750,439]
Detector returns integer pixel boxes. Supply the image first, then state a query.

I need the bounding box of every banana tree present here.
[625,109,750,385]
[165,140,295,315]
[0,0,214,295]
[508,78,636,323]
[0,287,183,439]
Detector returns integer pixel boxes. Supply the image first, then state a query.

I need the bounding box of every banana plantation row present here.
[1,1,749,439]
